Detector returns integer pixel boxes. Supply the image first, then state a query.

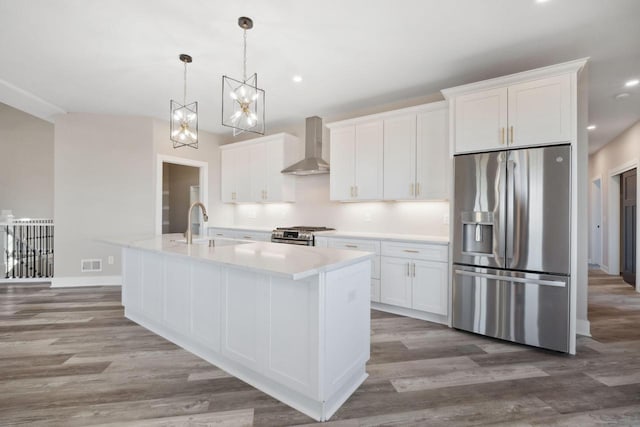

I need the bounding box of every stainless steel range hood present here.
[281,116,330,175]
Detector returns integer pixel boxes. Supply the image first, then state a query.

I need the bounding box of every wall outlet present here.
[443,214,449,225]
[108,256,114,265]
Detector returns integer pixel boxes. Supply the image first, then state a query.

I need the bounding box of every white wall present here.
[589,119,640,273]
[54,114,155,280]
[223,93,450,236]
[0,102,54,218]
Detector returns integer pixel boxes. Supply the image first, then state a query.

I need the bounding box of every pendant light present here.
[222,17,265,136]
[170,54,198,149]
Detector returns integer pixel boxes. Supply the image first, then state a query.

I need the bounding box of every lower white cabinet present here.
[208,228,271,242]
[326,237,381,302]
[380,241,449,317]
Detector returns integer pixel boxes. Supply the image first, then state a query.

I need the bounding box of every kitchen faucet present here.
[185,202,209,244]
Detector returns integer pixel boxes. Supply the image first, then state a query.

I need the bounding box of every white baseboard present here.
[576,318,591,337]
[0,278,52,284]
[600,264,609,274]
[51,275,122,288]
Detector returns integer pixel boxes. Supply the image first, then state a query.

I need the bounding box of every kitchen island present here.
[107,235,372,422]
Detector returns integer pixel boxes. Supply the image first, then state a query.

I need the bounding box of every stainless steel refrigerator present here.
[452,144,571,353]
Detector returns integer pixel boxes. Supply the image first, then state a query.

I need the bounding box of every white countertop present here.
[315,230,449,244]
[207,225,449,244]
[104,234,373,280]
[208,225,274,232]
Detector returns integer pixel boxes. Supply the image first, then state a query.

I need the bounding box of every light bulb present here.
[230,91,238,100]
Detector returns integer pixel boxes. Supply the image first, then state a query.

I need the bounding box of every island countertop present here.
[104,234,373,280]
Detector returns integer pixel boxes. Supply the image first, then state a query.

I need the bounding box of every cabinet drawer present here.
[327,238,381,279]
[209,228,237,239]
[237,231,271,242]
[381,241,448,262]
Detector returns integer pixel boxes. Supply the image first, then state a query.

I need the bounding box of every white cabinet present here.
[447,74,573,154]
[209,228,270,242]
[380,241,449,317]
[326,237,381,302]
[329,122,383,201]
[221,145,251,202]
[507,75,571,148]
[383,115,416,200]
[221,133,301,203]
[383,106,449,200]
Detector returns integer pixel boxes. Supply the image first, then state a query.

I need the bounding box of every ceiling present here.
[0,0,638,153]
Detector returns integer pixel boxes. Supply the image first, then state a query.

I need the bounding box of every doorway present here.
[590,178,603,267]
[620,168,637,286]
[155,155,209,236]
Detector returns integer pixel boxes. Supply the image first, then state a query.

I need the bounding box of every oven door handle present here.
[271,238,312,246]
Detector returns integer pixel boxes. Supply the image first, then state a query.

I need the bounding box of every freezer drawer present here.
[452,266,569,353]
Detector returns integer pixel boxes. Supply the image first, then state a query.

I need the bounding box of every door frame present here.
[590,176,603,267]
[607,159,639,292]
[156,155,209,236]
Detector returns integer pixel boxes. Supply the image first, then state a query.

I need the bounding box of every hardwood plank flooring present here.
[1,270,639,426]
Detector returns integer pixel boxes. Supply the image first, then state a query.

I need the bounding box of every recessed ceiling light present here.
[292,75,303,83]
[587,125,596,131]
[625,79,639,87]
[615,92,631,100]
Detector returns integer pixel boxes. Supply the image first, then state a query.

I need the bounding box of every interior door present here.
[621,169,637,286]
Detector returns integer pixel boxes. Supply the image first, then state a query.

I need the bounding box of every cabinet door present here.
[329,126,356,201]
[380,257,412,308]
[416,108,449,200]
[249,143,267,202]
[354,121,383,200]
[454,87,508,153]
[508,74,571,148]
[265,139,286,202]
[220,149,235,203]
[383,115,416,200]
[412,260,448,315]
[234,146,251,202]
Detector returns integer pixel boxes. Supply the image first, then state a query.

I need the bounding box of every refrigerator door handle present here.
[506,158,516,265]
[454,269,566,288]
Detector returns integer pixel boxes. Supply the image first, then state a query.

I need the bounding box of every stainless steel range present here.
[271,226,335,246]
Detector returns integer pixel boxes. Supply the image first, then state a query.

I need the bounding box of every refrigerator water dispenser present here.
[461,211,494,255]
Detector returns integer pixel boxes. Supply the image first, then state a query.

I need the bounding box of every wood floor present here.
[1,270,640,426]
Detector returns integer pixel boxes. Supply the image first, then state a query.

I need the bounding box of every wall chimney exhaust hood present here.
[281,116,329,175]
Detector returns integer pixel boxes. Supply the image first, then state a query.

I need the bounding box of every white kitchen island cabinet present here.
[113,235,372,422]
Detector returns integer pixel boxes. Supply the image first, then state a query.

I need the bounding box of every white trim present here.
[600,264,610,274]
[0,278,51,284]
[156,155,209,236]
[51,275,122,287]
[607,159,640,292]
[441,58,589,99]
[0,77,66,122]
[326,101,448,129]
[590,176,603,267]
[576,319,591,337]
[371,303,448,325]
[219,132,296,150]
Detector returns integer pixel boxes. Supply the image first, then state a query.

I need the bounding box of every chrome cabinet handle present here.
[510,126,514,144]
[243,235,252,239]
[411,263,416,277]
[406,263,410,277]
[416,182,421,196]
[345,244,358,249]
[501,127,505,145]
[403,249,419,253]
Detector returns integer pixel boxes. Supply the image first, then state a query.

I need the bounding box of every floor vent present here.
[81,259,102,273]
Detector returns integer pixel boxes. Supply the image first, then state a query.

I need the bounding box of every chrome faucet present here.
[185,201,209,244]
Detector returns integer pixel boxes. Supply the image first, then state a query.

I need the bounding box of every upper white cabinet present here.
[328,101,449,202]
[443,66,579,154]
[383,105,449,200]
[221,133,302,203]
[329,122,383,201]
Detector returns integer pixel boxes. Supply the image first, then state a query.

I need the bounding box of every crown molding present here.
[0,77,65,121]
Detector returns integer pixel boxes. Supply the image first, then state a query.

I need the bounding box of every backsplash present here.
[232,174,449,236]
